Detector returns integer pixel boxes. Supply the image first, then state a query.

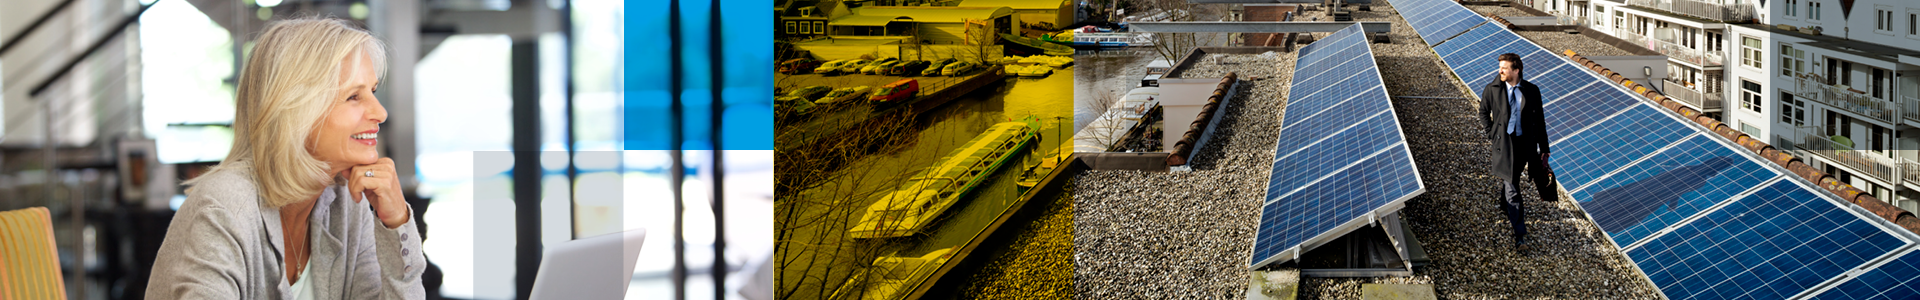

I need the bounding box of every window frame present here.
[1811,1,1822,21]
[1779,43,1804,77]
[1780,91,1805,126]
[1741,79,1763,114]
[1740,36,1763,70]
[1876,9,1894,32]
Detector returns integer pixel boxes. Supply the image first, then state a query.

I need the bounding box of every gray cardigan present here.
[146,167,427,299]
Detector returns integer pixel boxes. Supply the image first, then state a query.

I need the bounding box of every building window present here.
[1878,10,1894,31]
[1871,68,1886,99]
[1741,121,1762,137]
[786,21,796,34]
[1911,13,1917,35]
[1781,91,1805,126]
[1615,10,1625,30]
[1705,31,1723,52]
[1811,2,1822,20]
[1742,79,1762,113]
[1787,0,1797,17]
[1741,36,1762,69]
[1780,44,1804,77]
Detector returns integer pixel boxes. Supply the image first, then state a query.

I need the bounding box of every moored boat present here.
[847,117,1041,239]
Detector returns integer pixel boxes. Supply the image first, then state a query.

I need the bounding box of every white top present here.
[289,265,315,300]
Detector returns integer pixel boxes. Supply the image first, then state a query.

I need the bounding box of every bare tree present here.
[775,110,1002,300]
[1139,0,1226,66]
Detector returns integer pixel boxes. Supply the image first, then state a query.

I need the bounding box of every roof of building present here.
[1758,23,1920,63]
[957,0,1066,10]
[836,6,1014,25]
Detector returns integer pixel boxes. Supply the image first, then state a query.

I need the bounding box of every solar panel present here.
[1423,16,1487,46]
[1627,180,1910,300]
[1542,84,1639,138]
[1388,0,1920,297]
[1251,24,1425,268]
[1254,142,1421,267]
[1269,110,1397,199]
[1547,105,1693,190]
[1432,23,1503,54]
[1809,249,1920,300]
[1569,135,1782,247]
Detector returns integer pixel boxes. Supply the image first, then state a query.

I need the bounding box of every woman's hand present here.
[348,157,409,229]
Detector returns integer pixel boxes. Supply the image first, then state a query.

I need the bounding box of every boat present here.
[1016,141,1072,190]
[826,246,959,300]
[1013,64,1052,77]
[1069,32,1154,48]
[997,33,1075,56]
[1017,55,1051,65]
[847,117,1041,239]
[1044,56,1073,68]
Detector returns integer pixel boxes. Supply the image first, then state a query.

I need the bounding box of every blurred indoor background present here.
[0,0,772,299]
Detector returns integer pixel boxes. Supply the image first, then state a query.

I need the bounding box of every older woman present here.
[147,17,425,299]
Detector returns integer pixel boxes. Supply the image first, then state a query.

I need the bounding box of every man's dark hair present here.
[1498,52,1523,74]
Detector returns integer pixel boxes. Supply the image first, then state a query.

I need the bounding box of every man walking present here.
[1479,53,1554,255]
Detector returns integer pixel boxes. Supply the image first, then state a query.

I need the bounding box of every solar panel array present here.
[1389,0,1920,298]
[1394,0,1488,46]
[1252,24,1426,268]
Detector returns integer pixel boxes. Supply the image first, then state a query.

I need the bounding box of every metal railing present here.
[1609,27,1724,67]
[1662,80,1724,111]
[1904,95,1920,124]
[1786,125,1899,183]
[1904,158,1920,187]
[1625,0,1757,23]
[1795,75,1896,124]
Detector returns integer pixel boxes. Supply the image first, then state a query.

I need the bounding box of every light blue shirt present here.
[1506,83,1523,136]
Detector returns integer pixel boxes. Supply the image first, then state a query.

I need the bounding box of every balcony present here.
[1904,95,1920,124]
[1905,158,1920,187]
[1784,125,1899,183]
[1795,75,1896,124]
[1609,27,1724,67]
[1661,80,1724,111]
[1625,0,1757,23]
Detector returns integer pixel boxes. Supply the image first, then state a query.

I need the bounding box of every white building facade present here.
[1552,0,1764,137]
[1769,0,1920,213]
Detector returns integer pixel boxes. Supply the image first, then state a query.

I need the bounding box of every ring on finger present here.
[365,171,375,177]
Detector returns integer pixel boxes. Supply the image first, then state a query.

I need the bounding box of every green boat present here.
[848,116,1040,239]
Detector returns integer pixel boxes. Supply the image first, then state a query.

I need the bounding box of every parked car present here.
[838,59,872,74]
[922,58,958,76]
[776,95,814,115]
[819,86,872,104]
[778,58,820,74]
[891,60,931,76]
[863,60,899,75]
[814,59,850,74]
[869,79,919,103]
[788,85,833,101]
[940,61,978,76]
[861,58,901,75]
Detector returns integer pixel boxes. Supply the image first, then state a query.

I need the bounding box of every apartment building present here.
[1768,0,1920,213]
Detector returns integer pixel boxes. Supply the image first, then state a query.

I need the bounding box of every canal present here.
[776,65,1075,299]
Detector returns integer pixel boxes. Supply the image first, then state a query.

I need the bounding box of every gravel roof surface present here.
[1068,2,1664,299]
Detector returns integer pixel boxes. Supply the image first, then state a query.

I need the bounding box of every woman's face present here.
[308,50,386,174]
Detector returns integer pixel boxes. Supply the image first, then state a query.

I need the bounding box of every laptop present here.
[530,229,648,300]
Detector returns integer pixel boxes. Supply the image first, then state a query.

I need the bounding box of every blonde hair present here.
[189,17,388,207]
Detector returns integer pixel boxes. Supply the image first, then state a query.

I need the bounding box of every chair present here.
[0,207,67,300]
